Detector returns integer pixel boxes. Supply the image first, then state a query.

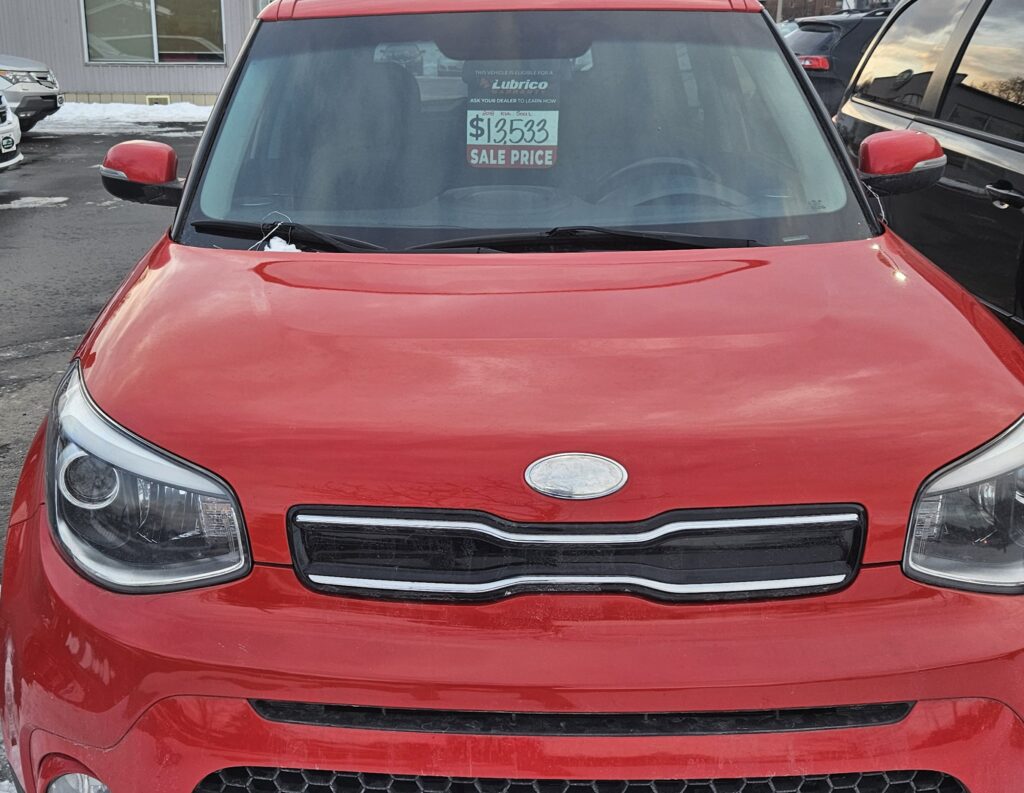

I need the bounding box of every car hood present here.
[78,232,1024,565]
[0,54,49,71]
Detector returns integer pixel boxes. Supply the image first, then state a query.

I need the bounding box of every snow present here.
[0,781,15,793]
[265,236,302,253]
[34,102,211,135]
[0,197,68,210]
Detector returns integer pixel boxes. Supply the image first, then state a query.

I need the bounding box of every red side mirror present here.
[100,140,183,207]
[858,130,946,196]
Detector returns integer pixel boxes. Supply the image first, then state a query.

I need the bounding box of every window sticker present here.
[466,63,560,169]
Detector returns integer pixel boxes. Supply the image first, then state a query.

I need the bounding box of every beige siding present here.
[0,0,256,99]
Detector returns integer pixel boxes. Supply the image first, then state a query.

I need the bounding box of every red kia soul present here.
[5,0,1024,792]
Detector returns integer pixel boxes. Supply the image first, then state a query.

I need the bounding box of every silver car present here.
[0,54,63,132]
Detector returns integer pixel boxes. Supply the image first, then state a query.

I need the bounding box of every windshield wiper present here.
[191,219,385,252]
[406,226,762,253]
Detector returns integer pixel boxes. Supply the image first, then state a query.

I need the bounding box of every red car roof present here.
[260,0,760,21]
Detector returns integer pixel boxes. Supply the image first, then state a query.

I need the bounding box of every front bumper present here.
[5,92,62,127]
[0,147,23,171]
[0,113,22,169]
[26,696,1024,793]
[7,444,1024,793]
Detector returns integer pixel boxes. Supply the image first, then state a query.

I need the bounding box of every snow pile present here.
[265,236,302,252]
[34,102,211,135]
[0,196,68,210]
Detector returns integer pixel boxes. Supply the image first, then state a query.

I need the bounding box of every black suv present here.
[786,9,892,115]
[836,0,1024,341]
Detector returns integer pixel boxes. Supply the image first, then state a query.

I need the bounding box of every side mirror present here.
[858,130,946,196]
[100,141,183,207]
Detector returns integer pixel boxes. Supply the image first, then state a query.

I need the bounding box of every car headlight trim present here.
[46,364,250,592]
[906,415,1024,592]
[57,445,121,509]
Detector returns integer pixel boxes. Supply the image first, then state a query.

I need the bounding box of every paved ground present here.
[0,120,202,785]
[0,123,203,558]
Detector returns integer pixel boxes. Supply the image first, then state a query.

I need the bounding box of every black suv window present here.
[940,0,1024,143]
[785,24,838,55]
[854,0,971,112]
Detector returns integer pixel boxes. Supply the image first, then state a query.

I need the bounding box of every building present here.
[0,0,274,105]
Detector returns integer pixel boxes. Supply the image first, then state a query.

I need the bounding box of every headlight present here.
[907,416,1024,592]
[46,364,249,592]
[48,774,109,793]
[0,70,34,84]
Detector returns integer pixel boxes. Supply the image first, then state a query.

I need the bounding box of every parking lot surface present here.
[0,124,202,556]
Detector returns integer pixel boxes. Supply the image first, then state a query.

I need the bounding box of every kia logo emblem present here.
[525,453,628,500]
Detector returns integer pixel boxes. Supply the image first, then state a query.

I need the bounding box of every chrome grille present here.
[290,505,865,602]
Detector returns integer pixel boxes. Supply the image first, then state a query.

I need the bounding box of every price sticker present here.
[465,63,561,169]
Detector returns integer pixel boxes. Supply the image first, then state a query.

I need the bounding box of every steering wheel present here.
[591,156,743,208]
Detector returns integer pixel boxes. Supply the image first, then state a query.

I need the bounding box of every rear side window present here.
[854,0,971,111]
[940,0,1024,143]
[785,24,838,55]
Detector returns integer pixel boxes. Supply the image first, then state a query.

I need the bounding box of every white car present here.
[0,93,23,170]
[0,54,63,132]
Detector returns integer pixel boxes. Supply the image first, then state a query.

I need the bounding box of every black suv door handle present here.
[986,181,1024,209]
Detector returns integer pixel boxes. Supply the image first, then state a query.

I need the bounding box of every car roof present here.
[261,0,760,21]
[795,9,890,26]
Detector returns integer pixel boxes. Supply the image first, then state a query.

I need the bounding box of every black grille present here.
[290,505,865,602]
[0,107,7,123]
[250,700,913,737]
[0,149,19,164]
[194,769,968,793]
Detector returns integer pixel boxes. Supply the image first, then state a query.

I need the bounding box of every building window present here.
[83,0,225,64]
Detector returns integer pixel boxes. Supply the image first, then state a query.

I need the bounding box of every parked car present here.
[836,0,1024,341]
[787,8,891,115]
[0,93,23,170]
[0,54,63,132]
[8,2,1024,793]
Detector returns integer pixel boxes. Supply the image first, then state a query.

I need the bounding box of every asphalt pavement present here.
[0,123,203,557]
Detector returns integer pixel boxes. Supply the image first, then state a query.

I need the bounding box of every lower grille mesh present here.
[194,769,967,793]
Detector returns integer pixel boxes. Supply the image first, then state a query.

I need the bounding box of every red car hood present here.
[79,232,1024,565]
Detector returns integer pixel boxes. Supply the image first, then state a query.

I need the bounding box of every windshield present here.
[184,10,870,252]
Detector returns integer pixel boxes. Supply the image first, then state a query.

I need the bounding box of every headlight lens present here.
[48,774,110,793]
[907,416,1024,591]
[0,70,34,84]
[47,365,249,591]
